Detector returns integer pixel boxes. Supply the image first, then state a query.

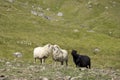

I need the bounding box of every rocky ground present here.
[0,59,120,80]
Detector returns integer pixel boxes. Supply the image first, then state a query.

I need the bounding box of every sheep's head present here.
[53,45,61,49]
[44,43,52,48]
[52,45,59,52]
[71,50,77,56]
[53,48,59,53]
[44,43,53,53]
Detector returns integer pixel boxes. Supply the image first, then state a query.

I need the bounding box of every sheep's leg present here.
[66,60,68,66]
[61,61,63,65]
[40,58,42,64]
[42,59,45,64]
[34,58,36,63]
[89,65,91,69]
[86,64,91,69]
[88,63,91,69]
[86,66,89,68]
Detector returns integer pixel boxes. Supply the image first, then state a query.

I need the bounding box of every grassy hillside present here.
[0,0,120,70]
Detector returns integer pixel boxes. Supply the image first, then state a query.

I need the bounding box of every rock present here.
[55,77,64,80]
[87,30,95,33]
[7,0,14,3]
[6,62,11,65]
[57,12,63,17]
[71,76,81,80]
[31,10,37,16]
[64,76,71,80]
[0,75,7,80]
[39,77,49,80]
[38,13,44,17]
[73,29,79,33]
[13,52,22,58]
[93,48,100,54]
[46,8,50,11]
[79,68,87,71]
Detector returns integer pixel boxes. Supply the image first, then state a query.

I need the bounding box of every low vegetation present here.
[0,0,120,79]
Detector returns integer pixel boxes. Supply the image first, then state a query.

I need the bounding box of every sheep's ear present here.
[73,50,77,53]
[48,44,51,47]
[56,46,60,49]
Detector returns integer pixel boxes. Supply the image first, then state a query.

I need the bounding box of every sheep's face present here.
[53,48,59,53]
[45,44,52,48]
[49,45,54,51]
[53,45,60,49]
[45,44,53,52]
[71,50,77,56]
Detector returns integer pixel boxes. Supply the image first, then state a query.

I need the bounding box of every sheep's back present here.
[33,47,46,58]
[62,50,68,58]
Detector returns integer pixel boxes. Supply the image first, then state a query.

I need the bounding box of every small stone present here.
[7,0,14,3]
[13,52,22,58]
[0,75,7,80]
[39,77,49,80]
[57,12,63,17]
[64,76,71,80]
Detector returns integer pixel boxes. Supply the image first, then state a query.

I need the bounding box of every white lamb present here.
[52,45,68,66]
[33,44,53,64]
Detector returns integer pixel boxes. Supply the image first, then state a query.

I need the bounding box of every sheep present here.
[71,50,91,69]
[52,45,68,66]
[33,44,53,64]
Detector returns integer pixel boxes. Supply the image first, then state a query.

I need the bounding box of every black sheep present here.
[71,50,91,69]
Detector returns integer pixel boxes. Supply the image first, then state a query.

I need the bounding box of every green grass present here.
[0,0,120,70]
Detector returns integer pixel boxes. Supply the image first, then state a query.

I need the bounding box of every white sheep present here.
[52,45,68,66]
[33,44,53,64]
